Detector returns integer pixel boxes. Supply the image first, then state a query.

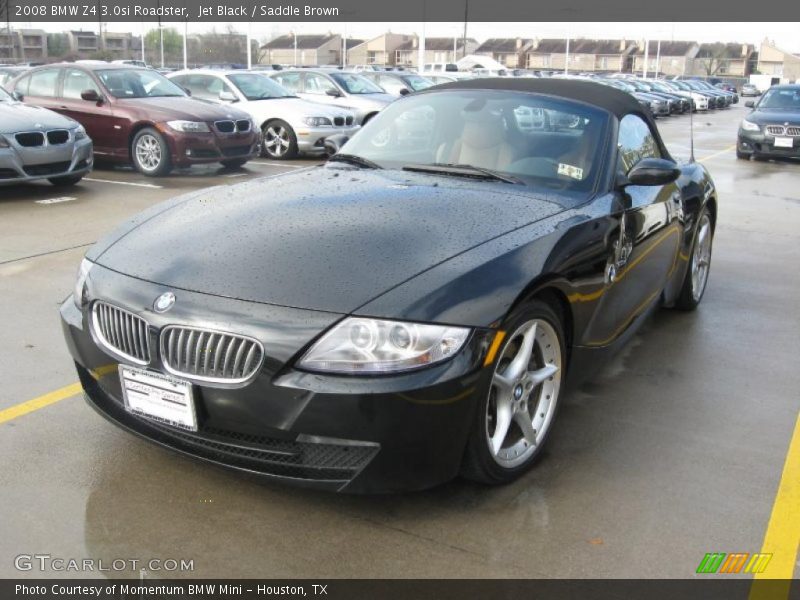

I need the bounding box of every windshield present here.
[404,75,434,91]
[228,73,295,100]
[758,88,800,110]
[96,69,186,99]
[337,89,609,193]
[329,73,384,94]
[0,86,11,101]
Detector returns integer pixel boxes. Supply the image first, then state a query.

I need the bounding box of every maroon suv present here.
[7,64,259,176]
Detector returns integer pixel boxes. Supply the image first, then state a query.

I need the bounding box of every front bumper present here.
[738,129,800,159]
[163,127,260,167]
[296,124,360,154]
[60,264,493,493]
[0,136,93,185]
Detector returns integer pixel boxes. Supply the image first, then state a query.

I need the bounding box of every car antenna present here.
[689,98,696,163]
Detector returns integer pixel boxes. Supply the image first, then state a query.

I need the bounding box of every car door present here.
[586,114,682,346]
[58,68,118,155]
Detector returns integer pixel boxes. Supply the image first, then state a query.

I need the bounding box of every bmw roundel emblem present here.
[154,292,176,313]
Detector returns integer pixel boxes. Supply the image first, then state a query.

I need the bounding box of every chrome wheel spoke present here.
[526,363,559,388]
[503,322,537,381]
[514,410,538,446]
[489,397,513,456]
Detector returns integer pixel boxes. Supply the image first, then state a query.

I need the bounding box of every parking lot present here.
[1,104,798,580]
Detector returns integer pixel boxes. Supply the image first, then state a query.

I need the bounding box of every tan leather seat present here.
[437,111,516,170]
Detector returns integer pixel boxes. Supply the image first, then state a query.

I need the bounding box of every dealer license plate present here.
[119,365,197,432]
[774,137,794,148]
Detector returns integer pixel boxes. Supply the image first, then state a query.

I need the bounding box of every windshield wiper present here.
[402,163,523,184]
[328,153,382,169]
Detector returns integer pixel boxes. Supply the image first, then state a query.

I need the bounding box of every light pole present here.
[293,31,297,66]
[461,0,468,59]
[565,36,570,75]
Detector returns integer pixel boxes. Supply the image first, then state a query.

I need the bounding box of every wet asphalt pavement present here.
[0,105,798,579]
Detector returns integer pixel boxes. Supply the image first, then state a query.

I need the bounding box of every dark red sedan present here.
[7,64,259,176]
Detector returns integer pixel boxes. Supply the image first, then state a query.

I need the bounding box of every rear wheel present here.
[261,120,298,160]
[674,208,714,310]
[461,299,565,485]
[48,174,84,186]
[131,128,172,177]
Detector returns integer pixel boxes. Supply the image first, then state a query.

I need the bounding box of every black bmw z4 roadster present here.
[61,79,716,493]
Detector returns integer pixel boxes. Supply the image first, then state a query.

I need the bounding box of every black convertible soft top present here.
[430,77,647,120]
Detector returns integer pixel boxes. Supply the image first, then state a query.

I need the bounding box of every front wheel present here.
[131,128,172,177]
[261,120,298,160]
[674,208,714,310]
[461,299,565,485]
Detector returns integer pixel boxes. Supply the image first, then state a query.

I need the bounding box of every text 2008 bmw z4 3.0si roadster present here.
[60,79,717,493]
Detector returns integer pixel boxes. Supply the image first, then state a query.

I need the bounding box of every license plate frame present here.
[119,365,198,432]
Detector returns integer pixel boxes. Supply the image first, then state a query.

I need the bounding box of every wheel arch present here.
[506,275,575,370]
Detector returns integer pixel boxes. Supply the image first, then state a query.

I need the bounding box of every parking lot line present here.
[698,144,737,163]
[0,382,81,425]
[749,411,800,600]
[248,161,313,169]
[83,177,163,189]
[34,196,77,205]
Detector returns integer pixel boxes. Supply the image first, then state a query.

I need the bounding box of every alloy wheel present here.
[691,214,712,301]
[264,125,290,158]
[486,319,562,469]
[135,134,162,172]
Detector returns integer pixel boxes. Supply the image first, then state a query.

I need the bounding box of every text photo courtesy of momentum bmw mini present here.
[4,7,800,594]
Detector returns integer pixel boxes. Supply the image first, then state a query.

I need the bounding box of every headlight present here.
[741,119,760,132]
[166,120,210,133]
[302,117,333,127]
[298,317,471,374]
[73,125,88,141]
[73,258,93,309]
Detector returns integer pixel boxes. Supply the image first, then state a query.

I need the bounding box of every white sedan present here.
[169,70,359,159]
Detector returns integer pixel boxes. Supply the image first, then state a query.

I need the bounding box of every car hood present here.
[114,96,249,122]
[91,167,566,313]
[748,108,800,124]
[0,101,76,133]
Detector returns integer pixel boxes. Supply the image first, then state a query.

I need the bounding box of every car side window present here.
[617,114,661,173]
[304,73,337,95]
[27,69,60,98]
[378,75,404,95]
[63,69,100,100]
[272,72,301,92]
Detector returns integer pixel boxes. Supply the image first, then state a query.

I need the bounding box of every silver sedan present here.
[0,86,93,186]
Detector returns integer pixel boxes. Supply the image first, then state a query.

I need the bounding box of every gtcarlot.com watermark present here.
[14,554,195,573]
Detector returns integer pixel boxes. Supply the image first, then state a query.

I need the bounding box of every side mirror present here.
[12,90,24,102]
[325,88,341,97]
[323,133,350,156]
[398,88,410,96]
[219,90,237,102]
[624,158,681,187]
[81,89,102,103]
[744,100,755,108]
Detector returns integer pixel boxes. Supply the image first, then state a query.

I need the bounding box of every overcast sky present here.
[21,22,800,52]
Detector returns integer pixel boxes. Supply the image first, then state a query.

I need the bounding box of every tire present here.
[674,207,714,311]
[736,149,750,160]
[220,158,248,170]
[48,174,84,186]
[131,128,172,177]
[461,298,565,485]
[261,120,298,160]
[361,112,377,125]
